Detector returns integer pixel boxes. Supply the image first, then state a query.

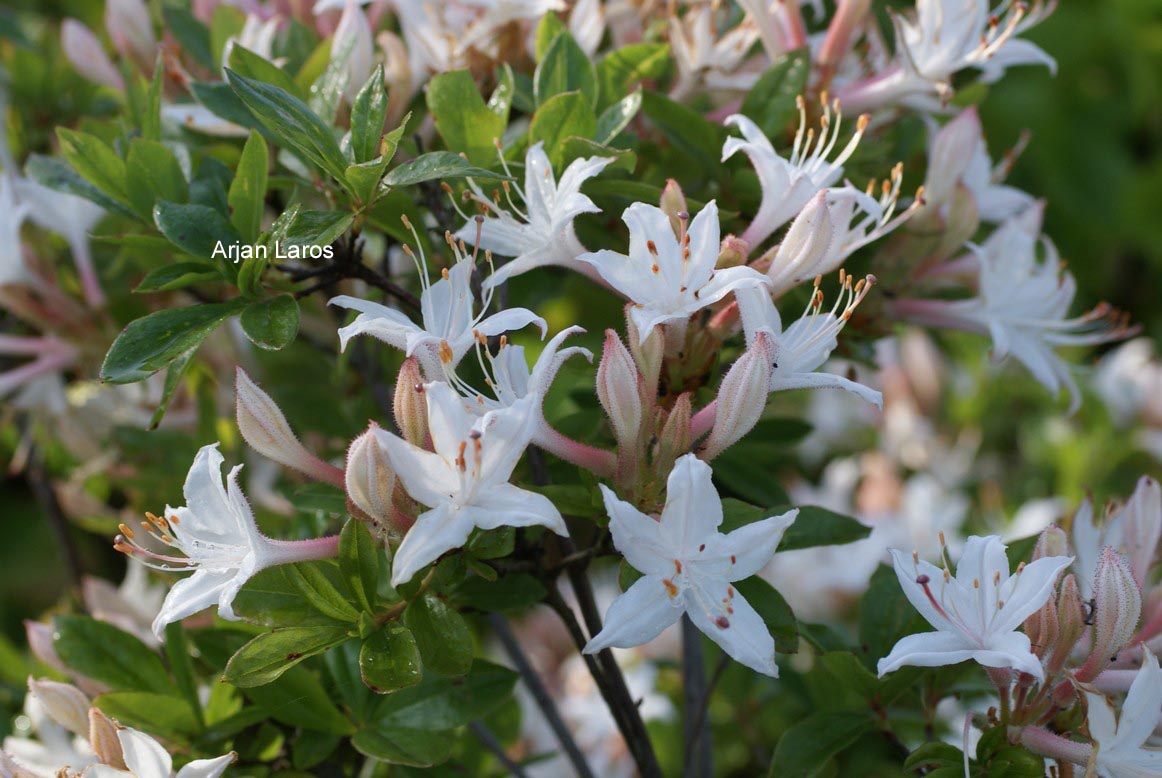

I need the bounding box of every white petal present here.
[974,630,1044,680]
[151,570,235,640]
[659,454,723,557]
[686,578,778,677]
[374,428,455,507]
[474,307,548,341]
[770,371,883,408]
[876,630,979,676]
[176,753,237,778]
[679,200,720,293]
[118,728,173,776]
[1112,649,1162,751]
[470,482,568,536]
[600,484,672,576]
[991,554,1073,634]
[391,503,476,586]
[693,265,770,310]
[583,576,684,653]
[330,295,420,352]
[887,548,959,633]
[721,509,798,580]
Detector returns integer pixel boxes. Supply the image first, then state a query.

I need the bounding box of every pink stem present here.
[690,400,717,441]
[534,424,616,479]
[303,456,347,490]
[265,534,342,565]
[1015,725,1092,769]
[70,238,106,309]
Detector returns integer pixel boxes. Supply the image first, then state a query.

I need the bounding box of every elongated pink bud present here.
[660,178,687,238]
[924,108,982,207]
[90,708,127,770]
[818,0,871,71]
[1076,547,1142,682]
[24,621,66,674]
[1023,526,1069,658]
[1047,573,1084,675]
[104,0,156,69]
[701,331,773,460]
[61,20,124,90]
[393,357,429,448]
[235,367,344,487]
[597,329,643,449]
[625,305,662,404]
[1120,475,1161,590]
[346,426,398,534]
[28,678,91,737]
[764,192,837,297]
[656,392,692,472]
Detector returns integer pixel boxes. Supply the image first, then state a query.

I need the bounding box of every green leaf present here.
[404,596,473,676]
[739,49,810,138]
[126,139,188,218]
[426,70,506,166]
[233,565,354,628]
[451,574,547,612]
[56,128,128,204]
[535,31,598,107]
[148,348,197,431]
[534,13,567,61]
[769,711,873,778]
[101,301,246,383]
[163,0,213,69]
[24,154,138,220]
[94,692,199,737]
[382,151,509,188]
[225,69,349,183]
[595,89,642,144]
[734,577,799,655]
[229,130,269,241]
[529,91,597,167]
[246,665,355,735]
[283,210,353,247]
[597,43,670,110]
[468,526,515,560]
[339,519,380,613]
[228,44,304,101]
[154,200,243,261]
[240,295,300,350]
[134,262,221,293]
[224,626,352,687]
[286,561,363,623]
[859,565,927,671]
[904,741,967,771]
[360,623,423,694]
[640,90,723,177]
[143,58,164,142]
[372,659,517,729]
[778,506,871,552]
[352,726,453,766]
[488,64,515,124]
[163,622,203,728]
[53,616,176,695]
[350,66,388,164]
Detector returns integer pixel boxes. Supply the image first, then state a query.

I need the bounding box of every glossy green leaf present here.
[56,128,128,204]
[768,711,873,778]
[240,295,300,351]
[350,66,387,164]
[53,616,176,695]
[228,44,303,100]
[126,139,188,218]
[533,13,567,61]
[100,300,246,383]
[641,90,723,177]
[595,89,642,144]
[426,70,506,166]
[372,659,517,729]
[734,577,799,655]
[229,130,269,241]
[351,726,453,766]
[224,626,351,687]
[94,692,199,737]
[154,200,243,261]
[24,154,138,220]
[404,596,473,676]
[233,566,352,628]
[360,623,423,694]
[382,151,508,188]
[283,209,353,247]
[739,49,810,138]
[451,573,547,612]
[778,506,872,551]
[133,262,221,293]
[597,43,670,110]
[286,560,362,623]
[530,91,597,167]
[339,519,380,613]
[535,31,598,107]
[246,665,355,735]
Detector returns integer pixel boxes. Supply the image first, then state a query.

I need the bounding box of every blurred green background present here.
[2,0,1160,649]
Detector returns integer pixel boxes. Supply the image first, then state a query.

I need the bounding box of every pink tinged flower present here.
[1117,476,1162,592]
[584,454,798,677]
[569,0,605,56]
[722,100,868,248]
[114,444,342,640]
[330,230,546,379]
[331,0,375,102]
[0,175,33,287]
[14,177,108,308]
[669,5,761,98]
[82,563,166,648]
[701,331,774,460]
[1076,547,1142,683]
[580,201,769,344]
[61,20,125,90]
[221,15,281,73]
[160,104,250,138]
[27,679,90,741]
[453,142,613,289]
[735,277,883,408]
[104,0,157,68]
[877,534,1073,680]
[374,382,568,587]
[596,329,643,450]
[235,367,345,487]
[85,727,235,778]
[1084,649,1162,778]
[345,424,398,530]
[0,334,80,402]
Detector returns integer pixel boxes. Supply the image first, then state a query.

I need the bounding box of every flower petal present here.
[118,727,173,776]
[685,577,778,677]
[720,509,799,580]
[391,503,475,586]
[876,630,979,676]
[659,454,723,557]
[471,482,567,536]
[176,753,238,778]
[583,575,684,653]
[600,484,672,576]
[151,569,235,641]
[374,427,455,507]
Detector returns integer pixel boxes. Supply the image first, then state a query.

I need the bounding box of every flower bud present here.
[1120,475,1161,590]
[597,329,643,449]
[655,392,692,474]
[660,178,687,238]
[24,621,66,674]
[923,108,981,208]
[1076,547,1142,682]
[818,0,871,70]
[104,0,156,69]
[377,30,413,122]
[332,0,374,102]
[764,192,837,297]
[701,332,773,460]
[1033,524,1070,561]
[625,306,663,404]
[89,707,127,770]
[716,235,748,269]
[346,425,397,533]
[0,751,37,778]
[393,357,429,448]
[61,20,125,90]
[28,678,90,737]
[1047,573,1085,675]
[236,368,345,487]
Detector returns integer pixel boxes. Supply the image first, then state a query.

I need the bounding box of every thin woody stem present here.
[681,615,713,778]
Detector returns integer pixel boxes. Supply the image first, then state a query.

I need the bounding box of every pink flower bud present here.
[24,621,66,674]
[1046,573,1084,674]
[597,329,643,449]
[332,0,374,103]
[1077,547,1142,682]
[655,391,692,474]
[235,367,344,487]
[818,0,871,70]
[393,357,429,448]
[716,235,748,269]
[764,192,837,297]
[345,425,397,534]
[89,708,127,770]
[1120,475,1161,590]
[701,331,773,460]
[104,0,157,69]
[61,20,125,90]
[660,178,687,238]
[924,108,982,207]
[625,305,662,404]
[28,678,91,737]
[1033,524,1070,561]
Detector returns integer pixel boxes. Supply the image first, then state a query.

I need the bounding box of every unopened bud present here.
[89,708,127,770]
[1076,548,1142,682]
[104,0,156,69]
[716,235,748,269]
[0,752,37,778]
[1047,573,1085,675]
[765,192,837,297]
[701,332,773,460]
[1120,475,1161,590]
[660,178,687,238]
[923,108,981,207]
[28,678,90,737]
[1033,525,1070,561]
[625,306,663,404]
[24,621,66,674]
[393,357,429,448]
[61,20,125,90]
[236,368,344,487]
[656,392,692,474]
[818,0,872,69]
[597,329,643,449]
[346,426,397,532]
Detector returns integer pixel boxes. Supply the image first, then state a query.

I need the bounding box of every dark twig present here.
[489,613,596,778]
[682,615,712,778]
[26,448,83,589]
[683,650,729,775]
[468,720,529,778]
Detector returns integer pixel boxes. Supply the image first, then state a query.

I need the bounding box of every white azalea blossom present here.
[115,444,341,640]
[1083,648,1162,778]
[580,201,769,344]
[736,278,883,408]
[1071,475,1161,598]
[375,382,568,586]
[669,5,761,99]
[584,454,798,677]
[453,142,613,288]
[2,692,94,777]
[14,177,107,307]
[83,727,234,778]
[877,534,1072,679]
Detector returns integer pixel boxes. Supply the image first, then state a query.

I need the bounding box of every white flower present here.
[723,100,867,247]
[453,142,613,288]
[221,14,281,73]
[3,692,94,777]
[375,382,568,586]
[1072,476,1161,598]
[14,177,108,307]
[161,104,249,138]
[115,444,341,640]
[580,201,769,344]
[669,5,761,98]
[330,234,546,379]
[331,0,374,102]
[82,563,166,648]
[736,277,883,407]
[0,175,33,287]
[877,534,1072,680]
[83,727,234,778]
[1084,649,1162,778]
[584,454,798,677]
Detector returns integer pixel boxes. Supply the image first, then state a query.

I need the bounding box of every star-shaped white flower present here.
[375,382,568,586]
[115,444,341,640]
[1084,648,1162,778]
[669,5,761,98]
[580,200,769,344]
[83,727,235,778]
[331,239,546,379]
[723,100,867,248]
[583,454,798,677]
[736,279,883,408]
[454,142,613,288]
[877,534,1072,680]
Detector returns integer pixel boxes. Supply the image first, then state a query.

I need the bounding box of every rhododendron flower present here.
[1083,649,1162,778]
[85,727,235,778]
